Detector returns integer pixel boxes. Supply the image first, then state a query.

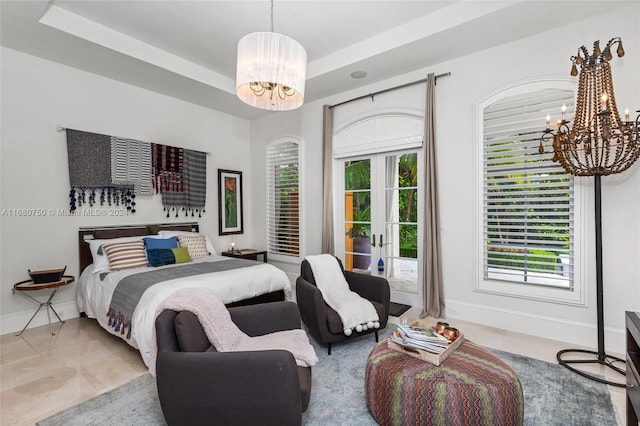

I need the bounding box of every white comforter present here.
[77,256,292,366]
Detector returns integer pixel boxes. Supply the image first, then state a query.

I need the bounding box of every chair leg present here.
[327,343,332,355]
[375,331,379,342]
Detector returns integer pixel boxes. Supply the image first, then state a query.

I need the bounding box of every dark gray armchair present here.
[296,257,390,355]
[155,301,311,426]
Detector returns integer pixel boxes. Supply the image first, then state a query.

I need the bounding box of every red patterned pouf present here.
[365,339,524,426]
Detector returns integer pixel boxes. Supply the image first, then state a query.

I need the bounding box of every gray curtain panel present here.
[322,105,335,255]
[420,73,445,319]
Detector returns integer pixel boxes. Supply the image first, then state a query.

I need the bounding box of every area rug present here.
[37,330,618,426]
[388,301,411,317]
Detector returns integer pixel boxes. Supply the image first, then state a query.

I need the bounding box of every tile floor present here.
[0,308,626,425]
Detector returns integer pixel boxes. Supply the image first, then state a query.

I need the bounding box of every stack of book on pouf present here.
[388,322,464,365]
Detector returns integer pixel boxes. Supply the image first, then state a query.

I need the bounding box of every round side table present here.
[12,275,75,336]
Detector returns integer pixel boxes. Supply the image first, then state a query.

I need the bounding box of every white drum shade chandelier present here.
[236,1,307,111]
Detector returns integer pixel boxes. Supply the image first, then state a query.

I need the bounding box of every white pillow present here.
[157,230,217,256]
[87,235,147,273]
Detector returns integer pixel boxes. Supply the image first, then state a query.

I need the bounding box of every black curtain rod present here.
[329,71,451,109]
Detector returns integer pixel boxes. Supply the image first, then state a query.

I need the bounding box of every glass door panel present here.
[344,159,371,272]
[383,153,419,295]
[339,151,421,305]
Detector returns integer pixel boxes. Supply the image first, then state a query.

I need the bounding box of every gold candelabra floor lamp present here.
[540,37,639,388]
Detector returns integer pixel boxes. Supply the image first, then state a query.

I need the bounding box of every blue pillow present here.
[146,248,176,267]
[143,236,178,250]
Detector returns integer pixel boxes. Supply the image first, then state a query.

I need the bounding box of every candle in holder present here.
[625,109,630,121]
[546,115,551,129]
[601,93,608,111]
[561,104,567,120]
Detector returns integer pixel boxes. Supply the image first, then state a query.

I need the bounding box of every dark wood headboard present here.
[78,222,199,274]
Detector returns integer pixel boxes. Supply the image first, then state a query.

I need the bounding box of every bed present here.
[76,222,291,366]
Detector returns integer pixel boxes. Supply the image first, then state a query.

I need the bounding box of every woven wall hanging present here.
[65,128,208,215]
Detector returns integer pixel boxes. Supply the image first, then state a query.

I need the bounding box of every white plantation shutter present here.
[483,88,576,289]
[267,141,300,257]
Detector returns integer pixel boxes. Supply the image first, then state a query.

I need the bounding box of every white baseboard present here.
[1,301,80,336]
[444,299,625,356]
[3,294,623,357]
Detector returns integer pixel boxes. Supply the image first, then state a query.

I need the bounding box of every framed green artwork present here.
[218,169,243,235]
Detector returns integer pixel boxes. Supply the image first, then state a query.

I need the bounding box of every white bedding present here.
[77,255,292,366]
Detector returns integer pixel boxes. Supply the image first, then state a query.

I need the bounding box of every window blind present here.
[267,141,300,257]
[483,88,575,289]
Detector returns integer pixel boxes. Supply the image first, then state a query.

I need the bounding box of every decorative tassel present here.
[69,189,77,212]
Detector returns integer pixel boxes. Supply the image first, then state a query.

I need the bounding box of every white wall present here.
[0,47,252,334]
[3,4,638,353]
[249,106,325,284]
[250,3,640,355]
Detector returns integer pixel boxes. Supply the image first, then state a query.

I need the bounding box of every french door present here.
[337,149,422,306]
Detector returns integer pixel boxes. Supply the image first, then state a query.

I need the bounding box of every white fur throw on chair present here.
[306,254,380,336]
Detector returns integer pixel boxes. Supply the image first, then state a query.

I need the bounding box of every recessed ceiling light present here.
[350,71,367,79]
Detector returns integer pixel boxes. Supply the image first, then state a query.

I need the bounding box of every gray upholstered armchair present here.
[155,301,311,426]
[296,257,390,355]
